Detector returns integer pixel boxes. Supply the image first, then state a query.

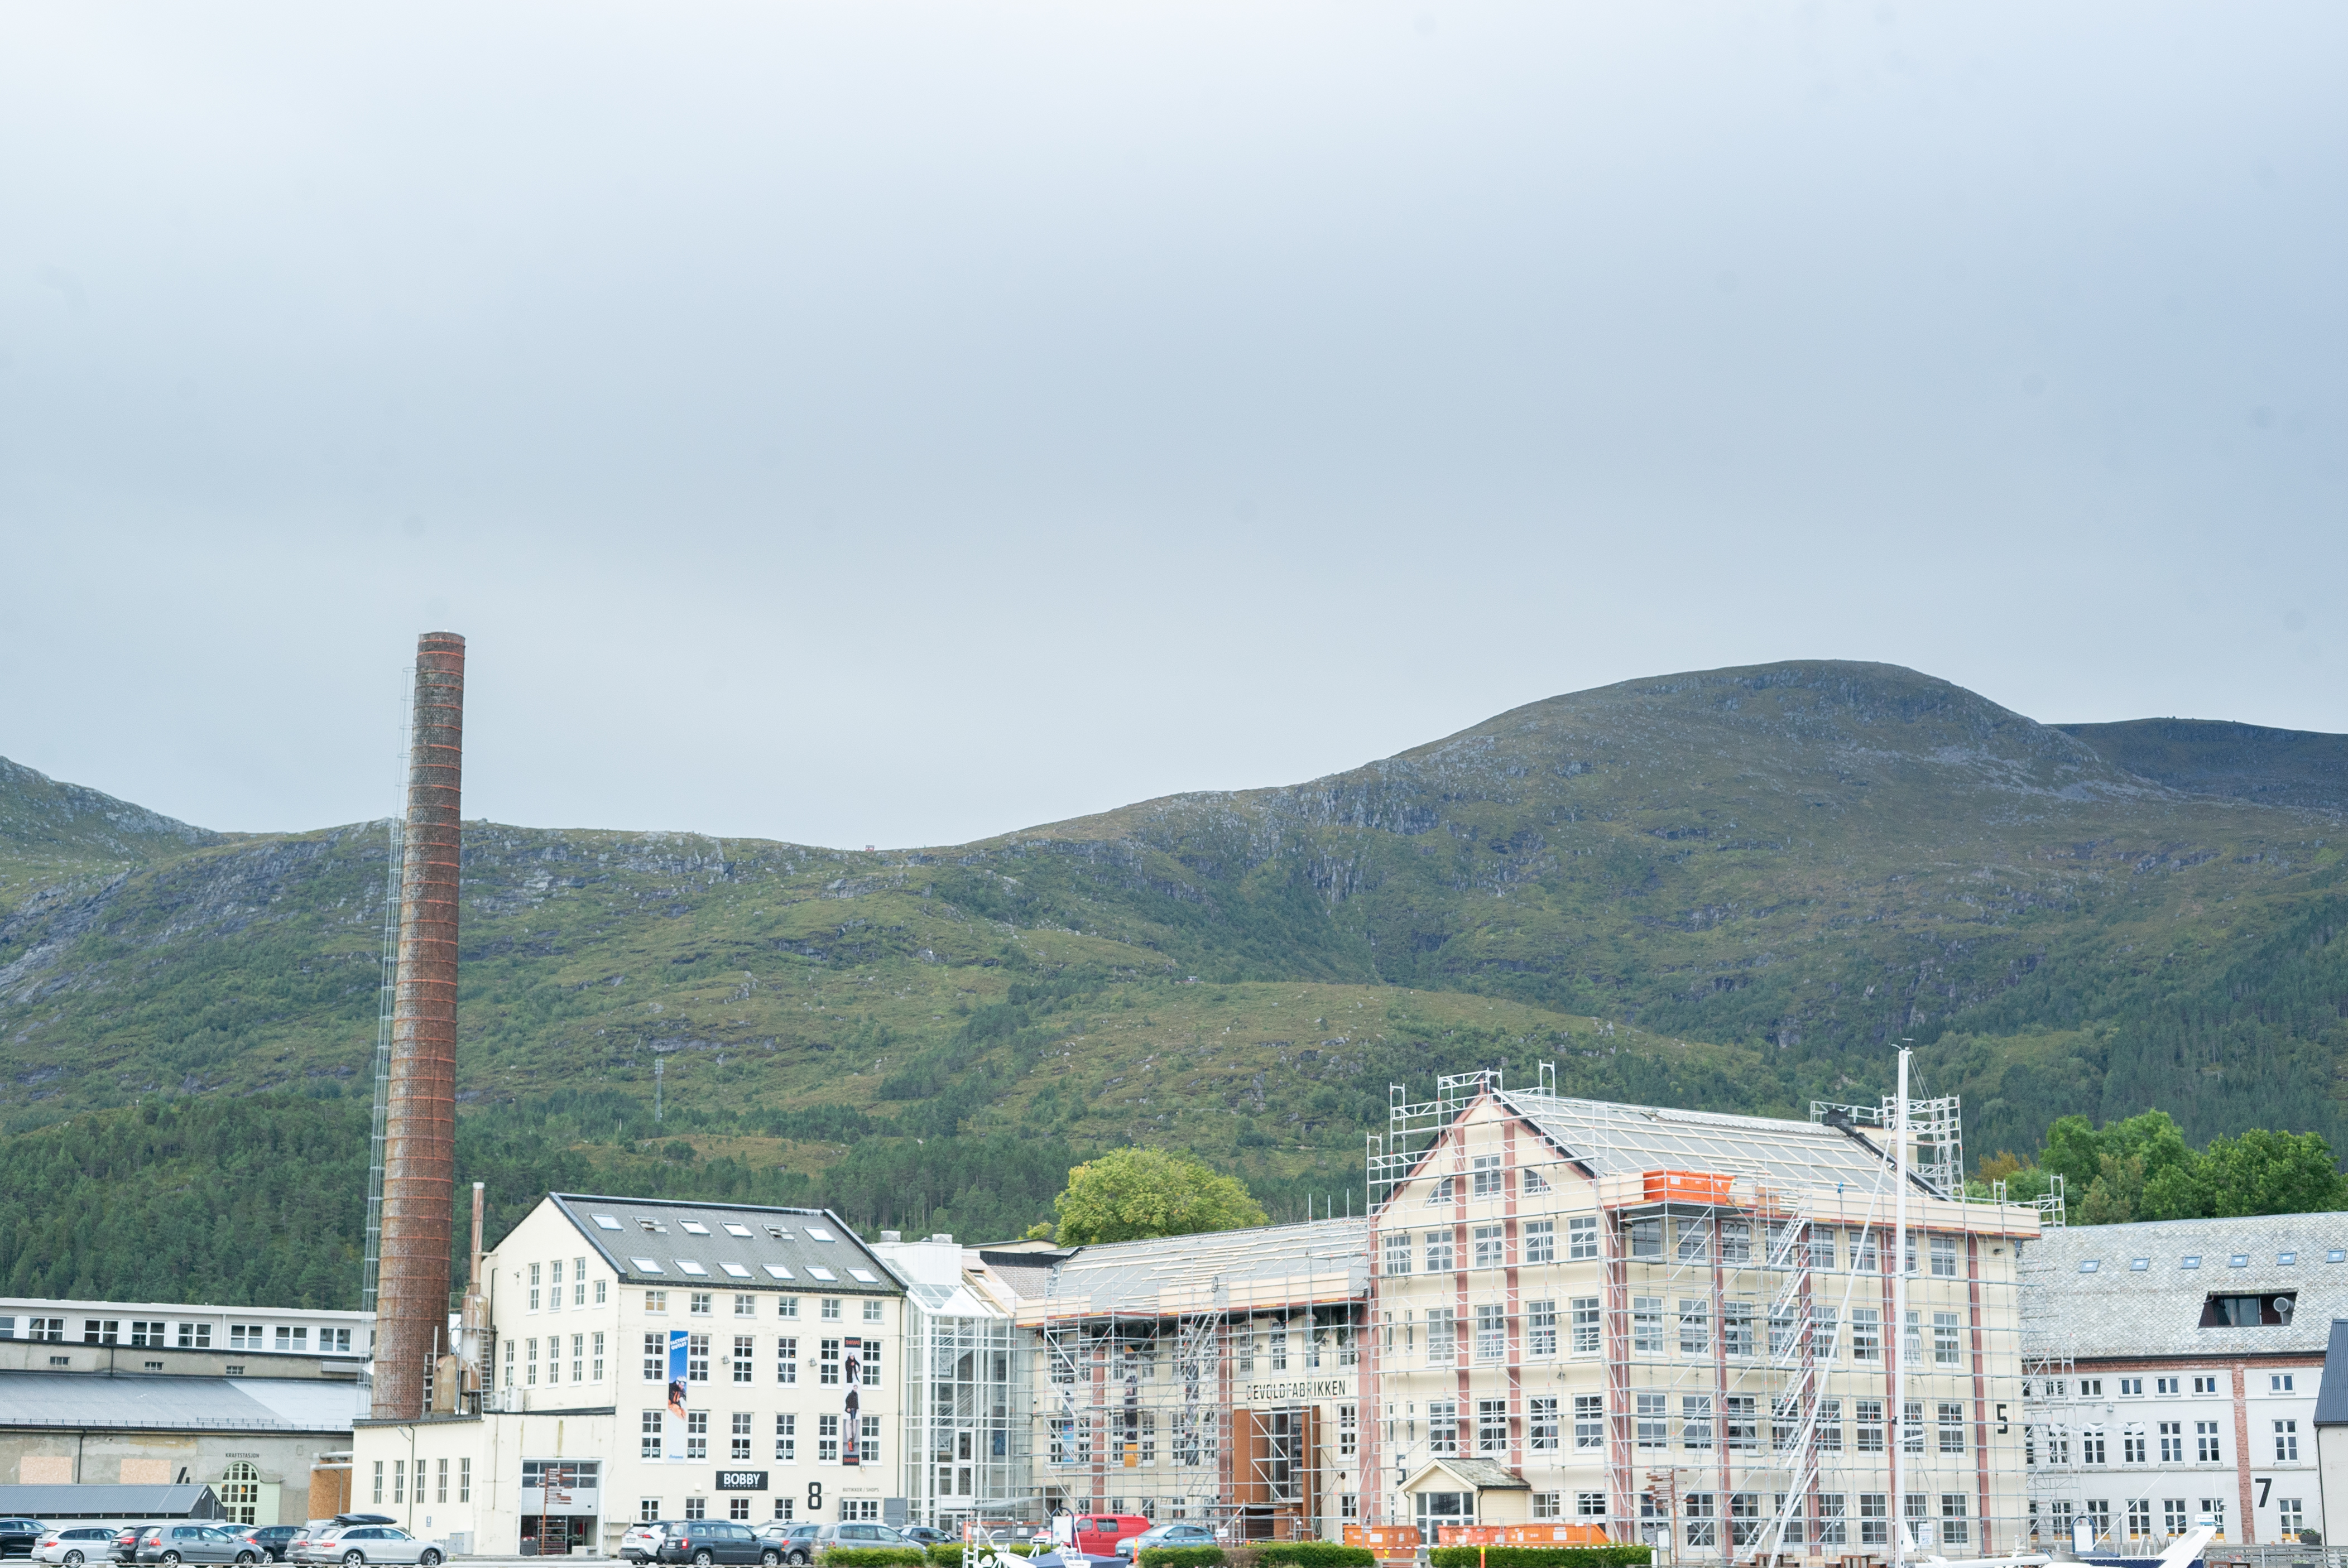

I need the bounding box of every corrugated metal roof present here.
[548,1194,904,1296]
[0,1484,222,1519]
[1499,1091,1894,1191]
[2021,1215,2348,1361]
[0,1372,359,1433]
[2315,1320,2348,1427]
[1027,1217,1369,1317]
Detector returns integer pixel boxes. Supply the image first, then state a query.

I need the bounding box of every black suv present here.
[631,1523,776,1567]
[1,1522,44,1561]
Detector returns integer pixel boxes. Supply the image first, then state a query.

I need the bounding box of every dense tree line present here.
[1977,1107,2347,1224]
[0,1091,1072,1309]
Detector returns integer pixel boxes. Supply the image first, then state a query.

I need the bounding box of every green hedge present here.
[1255,1548,1372,1568]
[1136,1550,1227,1568]
[821,1551,928,1568]
[1428,1550,1649,1568]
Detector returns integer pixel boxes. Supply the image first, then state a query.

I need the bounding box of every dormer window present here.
[2202,1292,2295,1328]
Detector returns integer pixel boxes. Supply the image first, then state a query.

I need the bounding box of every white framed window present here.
[1425,1230,1456,1272]
[1529,1397,1558,1451]
[1573,1395,1602,1450]
[1381,1233,1411,1276]
[1527,1300,1557,1357]
[1568,1215,1598,1259]
[1682,1395,1712,1450]
[1471,1155,1505,1197]
[1523,1220,1555,1264]
[1571,1296,1600,1354]
[775,1414,796,1461]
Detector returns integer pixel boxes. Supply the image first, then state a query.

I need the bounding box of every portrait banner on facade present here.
[842,1336,862,1466]
[667,1328,690,1462]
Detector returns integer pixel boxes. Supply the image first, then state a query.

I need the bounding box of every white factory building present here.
[0,1297,371,1523]
[2018,1214,2346,1547]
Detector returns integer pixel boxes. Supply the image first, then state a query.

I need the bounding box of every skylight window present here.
[2278,1252,2298,1266]
[592,1215,623,1231]
[807,1266,837,1282]
[848,1269,878,1284]
[2078,1260,2100,1273]
[632,1258,665,1273]
[724,1224,753,1238]
[2229,1254,2250,1268]
[2329,1250,2346,1264]
[2180,1256,2201,1269]
[764,1264,795,1281]
[676,1259,708,1276]
[2129,1258,2150,1271]
[764,1226,787,1239]
[639,1219,665,1234]
[680,1221,710,1236]
[721,1263,751,1278]
[806,1228,836,1242]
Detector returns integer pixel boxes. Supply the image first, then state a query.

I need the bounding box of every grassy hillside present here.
[2,660,2342,1287]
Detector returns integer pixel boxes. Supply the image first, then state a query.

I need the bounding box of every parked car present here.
[897,1528,950,1548]
[105,1527,157,1565]
[750,1524,818,1566]
[131,1526,260,1566]
[1067,1518,1149,1560]
[2,1522,47,1561]
[305,1527,443,1568]
[1114,1525,1215,1559]
[35,1529,117,1565]
[243,1532,300,1566]
[617,1521,774,1566]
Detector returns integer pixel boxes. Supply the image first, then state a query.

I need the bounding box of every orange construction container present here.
[1434,1526,1612,1547]
[1645,1169,1735,1204]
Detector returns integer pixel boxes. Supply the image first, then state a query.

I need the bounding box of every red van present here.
[1072,1517,1151,1559]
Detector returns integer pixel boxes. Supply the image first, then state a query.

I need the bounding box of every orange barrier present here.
[1435,1526,1611,1546]
[1343,1526,1421,1551]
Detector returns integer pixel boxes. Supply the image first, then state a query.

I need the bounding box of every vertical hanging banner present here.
[667,1329,690,1462]
[842,1338,862,1466]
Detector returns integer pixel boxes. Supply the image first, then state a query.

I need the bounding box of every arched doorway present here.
[223,1462,260,1525]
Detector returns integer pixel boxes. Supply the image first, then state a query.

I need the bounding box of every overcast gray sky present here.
[4,2,2340,848]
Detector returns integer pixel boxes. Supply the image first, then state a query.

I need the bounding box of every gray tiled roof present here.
[549,1194,904,1296]
[0,1371,359,1432]
[2021,1214,2348,1361]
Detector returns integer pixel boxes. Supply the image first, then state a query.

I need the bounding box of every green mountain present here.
[2,660,2342,1290]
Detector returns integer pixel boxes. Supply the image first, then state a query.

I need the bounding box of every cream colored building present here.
[354,1195,907,1555]
[1361,1072,2039,1559]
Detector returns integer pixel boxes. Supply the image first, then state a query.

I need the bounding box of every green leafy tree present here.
[2198,1129,2348,1218]
[1050,1147,1268,1246]
[2033,1108,2345,1225]
[2041,1109,2203,1221]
